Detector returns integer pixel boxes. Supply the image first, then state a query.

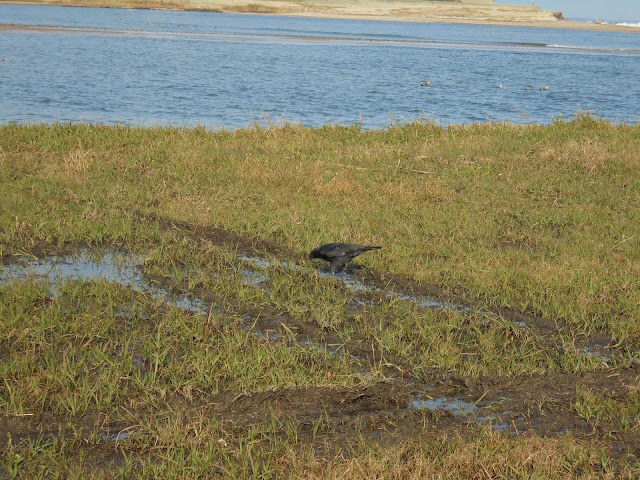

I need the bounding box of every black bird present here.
[309,243,381,274]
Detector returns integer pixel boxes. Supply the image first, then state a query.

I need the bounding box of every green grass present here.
[3,118,638,338]
[1,118,640,477]
[0,279,366,415]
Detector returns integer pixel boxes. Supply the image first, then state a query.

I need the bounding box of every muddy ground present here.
[2,213,639,471]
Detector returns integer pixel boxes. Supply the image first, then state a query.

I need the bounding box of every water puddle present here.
[240,254,472,314]
[241,269,269,287]
[0,248,364,362]
[299,339,360,359]
[410,394,514,432]
[100,430,133,442]
[512,319,613,363]
[0,247,208,314]
[578,345,611,363]
[410,396,479,416]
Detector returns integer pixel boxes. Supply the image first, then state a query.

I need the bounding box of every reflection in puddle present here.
[579,345,610,363]
[250,329,281,342]
[318,270,371,292]
[0,248,208,313]
[241,269,269,286]
[100,430,132,442]
[410,396,479,416]
[411,395,515,432]
[488,422,510,432]
[385,290,467,311]
[238,255,283,270]
[299,339,359,359]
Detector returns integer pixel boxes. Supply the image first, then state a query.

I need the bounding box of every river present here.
[1,4,639,129]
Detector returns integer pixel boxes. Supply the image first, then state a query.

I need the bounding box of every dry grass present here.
[298,430,620,479]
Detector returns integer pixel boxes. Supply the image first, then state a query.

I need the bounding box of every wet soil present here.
[2,213,639,471]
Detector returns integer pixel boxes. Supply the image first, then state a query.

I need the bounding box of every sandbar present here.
[0,0,638,33]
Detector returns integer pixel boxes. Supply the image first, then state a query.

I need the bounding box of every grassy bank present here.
[1,118,640,477]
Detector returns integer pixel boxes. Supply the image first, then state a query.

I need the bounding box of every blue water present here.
[1,4,639,129]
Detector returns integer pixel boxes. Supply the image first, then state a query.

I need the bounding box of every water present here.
[0,247,209,313]
[1,4,639,128]
[100,430,133,442]
[410,396,479,416]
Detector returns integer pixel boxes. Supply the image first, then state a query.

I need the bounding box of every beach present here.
[2,0,639,33]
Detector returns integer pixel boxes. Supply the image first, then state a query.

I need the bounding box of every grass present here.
[2,118,638,339]
[1,118,640,477]
[0,279,365,414]
[1,424,624,479]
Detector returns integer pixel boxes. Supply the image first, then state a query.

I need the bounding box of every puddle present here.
[238,255,288,270]
[317,270,371,292]
[240,254,474,314]
[0,247,209,314]
[0,248,363,362]
[578,346,611,363]
[384,289,469,312]
[241,269,269,287]
[410,396,479,416]
[299,339,359,359]
[512,319,613,363]
[489,422,511,432]
[250,329,281,342]
[100,430,132,442]
[410,394,517,433]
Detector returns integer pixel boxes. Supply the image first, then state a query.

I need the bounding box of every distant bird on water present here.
[540,85,549,91]
[421,81,431,86]
[522,85,533,91]
[497,84,503,89]
[309,243,381,274]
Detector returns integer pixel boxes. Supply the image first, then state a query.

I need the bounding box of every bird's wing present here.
[319,243,350,257]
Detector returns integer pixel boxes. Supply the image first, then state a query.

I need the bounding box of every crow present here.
[309,243,381,274]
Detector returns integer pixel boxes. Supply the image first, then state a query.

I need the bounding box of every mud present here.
[1,213,639,470]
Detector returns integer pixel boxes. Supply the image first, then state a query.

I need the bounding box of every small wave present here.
[546,44,640,56]
[547,44,581,49]
[615,22,640,28]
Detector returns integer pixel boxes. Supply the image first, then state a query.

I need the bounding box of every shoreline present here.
[1,0,639,34]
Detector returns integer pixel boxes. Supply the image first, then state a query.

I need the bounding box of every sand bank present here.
[1,0,639,33]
